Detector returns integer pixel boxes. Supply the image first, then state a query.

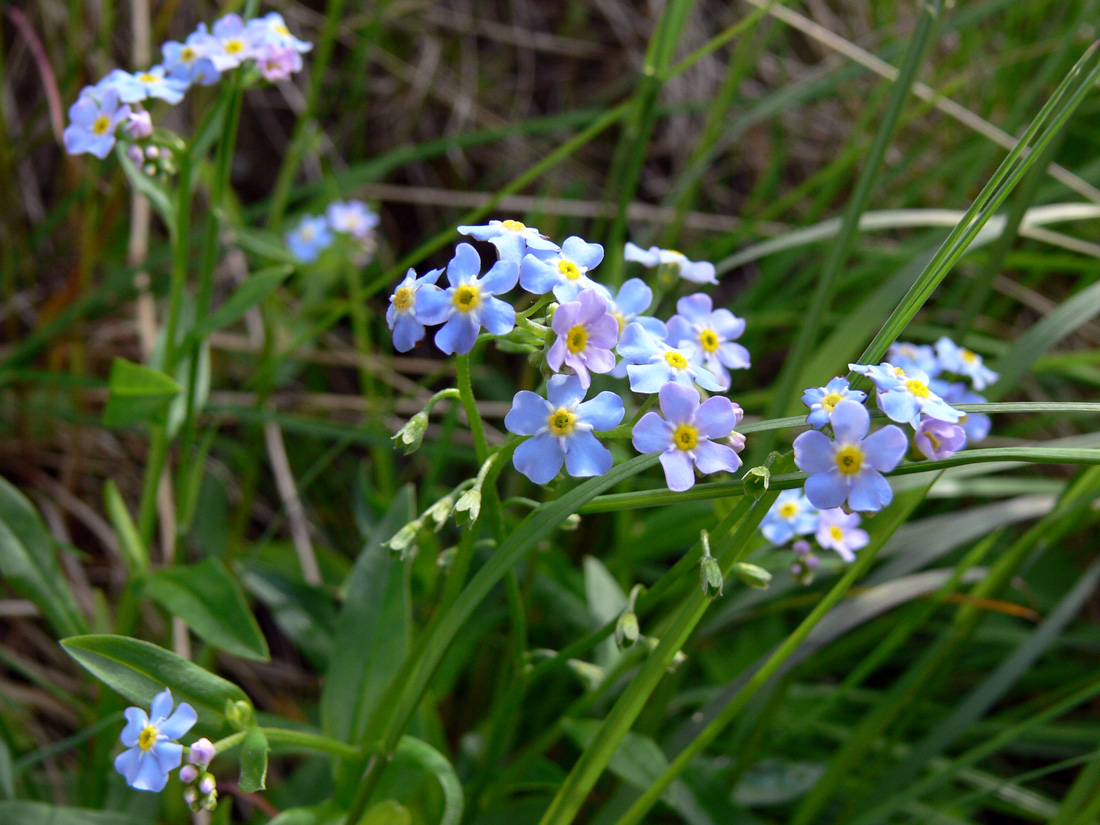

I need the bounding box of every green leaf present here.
[143,558,270,661]
[734,760,826,807]
[189,265,294,340]
[0,802,145,825]
[233,226,300,265]
[393,736,464,825]
[323,487,414,743]
[239,727,269,793]
[116,144,174,232]
[103,480,148,575]
[0,475,86,637]
[0,740,13,800]
[101,358,181,428]
[60,635,248,727]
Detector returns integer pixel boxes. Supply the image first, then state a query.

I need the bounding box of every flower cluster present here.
[386,221,749,491]
[64,12,311,159]
[760,490,870,582]
[286,200,380,263]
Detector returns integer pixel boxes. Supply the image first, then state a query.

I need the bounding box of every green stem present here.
[455,352,489,465]
[211,727,359,760]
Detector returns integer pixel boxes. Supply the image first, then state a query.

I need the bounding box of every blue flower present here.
[596,278,666,341]
[286,215,334,262]
[546,288,619,389]
[416,243,519,354]
[815,508,869,562]
[887,341,941,378]
[617,323,724,394]
[760,490,819,545]
[131,66,189,104]
[665,293,750,390]
[387,267,443,352]
[802,377,866,429]
[913,417,966,461]
[193,14,257,71]
[793,399,907,512]
[939,382,992,442]
[245,12,313,55]
[519,236,604,301]
[631,382,743,492]
[458,219,560,263]
[935,337,998,390]
[505,374,624,483]
[849,362,961,427]
[162,29,220,86]
[326,201,379,239]
[63,88,131,159]
[624,242,717,284]
[114,688,197,792]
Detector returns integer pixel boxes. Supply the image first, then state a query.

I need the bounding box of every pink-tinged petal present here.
[693,440,741,475]
[862,425,908,472]
[546,337,567,372]
[159,702,197,740]
[563,430,613,477]
[845,527,870,552]
[513,433,564,484]
[587,315,619,349]
[582,347,616,375]
[659,450,696,492]
[830,399,870,443]
[658,382,700,425]
[694,396,739,439]
[847,469,893,512]
[551,301,580,336]
[804,470,849,510]
[121,708,148,747]
[576,288,610,325]
[793,430,835,474]
[631,413,672,454]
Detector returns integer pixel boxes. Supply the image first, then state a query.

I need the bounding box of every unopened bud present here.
[184,787,200,809]
[200,790,218,811]
[189,737,215,767]
[225,698,254,730]
[615,610,640,649]
[144,145,160,159]
[179,764,198,784]
[142,163,157,175]
[126,144,144,165]
[732,562,771,589]
[792,539,812,558]
[700,556,724,598]
[392,410,429,454]
[728,431,747,454]
[126,110,154,139]
[198,773,216,795]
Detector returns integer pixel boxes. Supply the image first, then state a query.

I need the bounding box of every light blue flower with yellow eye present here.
[245,12,313,54]
[458,219,560,263]
[849,362,961,428]
[887,341,940,378]
[286,215,333,262]
[192,14,257,71]
[624,242,717,284]
[115,688,197,792]
[97,67,187,105]
[596,278,666,341]
[935,337,998,390]
[617,323,724,394]
[63,88,131,159]
[387,267,442,352]
[520,236,604,301]
[162,31,220,86]
[802,377,866,429]
[794,399,907,513]
[760,490,818,545]
[665,293,750,390]
[816,508,868,562]
[327,201,379,239]
[416,243,519,355]
[505,374,624,484]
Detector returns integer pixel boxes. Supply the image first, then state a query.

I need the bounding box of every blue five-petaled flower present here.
[617,322,724,394]
[115,688,197,792]
[665,293,750,390]
[520,236,605,302]
[387,267,443,352]
[801,376,866,430]
[505,374,624,484]
[458,219,560,263]
[849,362,961,427]
[760,489,819,546]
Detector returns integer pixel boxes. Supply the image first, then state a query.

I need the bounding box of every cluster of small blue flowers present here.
[64,12,311,159]
[286,200,380,263]
[113,688,217,809]
[761,336,996,575]
[386,220,750,492]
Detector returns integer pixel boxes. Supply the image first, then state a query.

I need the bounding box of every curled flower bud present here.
[198,773,216,795]
[188,737,215,767]
[392,410,429,455]
[732,562,771,589]
[126,144,144,166]
[224,698,254,730]
[125,110,153,139]
[615,610,639,649]
[179,764,198,784]
[728,431,747,454]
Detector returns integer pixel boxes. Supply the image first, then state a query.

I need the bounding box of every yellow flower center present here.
[274,23,290,35]
[892,366,907,378]
[829,525,844,541]
[547,407,577,437]
[699,329,720,353]
[92,115,111,135]
[452,284,480,312]
[666,249,683,257]
[138,725,158,752]
[835,444,863,475]
[672,424,698,451]
[961,349,977,364]
[300,225,315,241]
[181,46,196,61]
[138,72,157,83]
[924,431,941,450]
[906,379,931,399]
[613,312,626,335]
[226,39,244,54]
[664,351,689,370]
[566,324,588,354]
[558,260,582,280]
[778,502,798,519]
[821,392,844,411]
[392,286,414,312]
[501,219,526,232]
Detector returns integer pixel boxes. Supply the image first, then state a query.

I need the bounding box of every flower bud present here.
[124,110,153,139]
[566,658,604,690]
[179,764,198,784]
[454,487,482,524]
[188,737,216,767]
[200,790,218,811]
[424,495,455,530]
[728,431,747,454]
[700,556,724,598]
[392,410,429,455]
[184,786,200,810]
[792,539,812,558]
[198,773,216,795]
[732,562,771,589]
[144,145,160,159]
[225,698,254,730]
[560,513,581,531]
[615,610,639,649]
[126,144,144,165]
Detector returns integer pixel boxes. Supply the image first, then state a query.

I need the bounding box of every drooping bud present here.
[615,610,639,649]
[732,562,771,589]
[728,431,747,454]
[424,494,456,531]
[392,410,429,455]
[699,529,724,598]
[198,773,216,795]
[454,486,481,524]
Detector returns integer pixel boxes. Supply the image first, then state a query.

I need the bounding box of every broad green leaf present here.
[189,265,294,340]
[241,565,335,668]
[143,558,269,661]
[239,727,269,793]
[0,802,145,825]
[583,557,627,671]
[322,486,414,743]
[103,479,148,575]
[61,635,248,727]
[0,475,86,637]
[101,358,181,428]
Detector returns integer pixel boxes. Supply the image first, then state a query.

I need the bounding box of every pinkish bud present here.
[179,764,198,784]
[188,738,216,766]
[125,110,153,139]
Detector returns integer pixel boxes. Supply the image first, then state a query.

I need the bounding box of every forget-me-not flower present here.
[286,215,333,262]
[416,243,519,354]
[505,374,624,483]
[327,201,379,238]
[194,15,257,71]
[665,293,750,389]
[246,12,313,54]
[850,362,961,428]
[115,688,197,792]
[935,337,998,390]
[162,30,220,86]
[546,289,618,389]
[793,399,907,512]
[631,382,743,492]
[624,242,717,284]
[760,490,819,546]
[802,377,866,429]
[617,323,724,394]
[64,89,131,158]
[520,236,604,301]
[913,417,967,461]
[815,508,869,562]
[887,342,941,378]
[596,278,666,340]
[387,267,443,352]
[458,219,560,263]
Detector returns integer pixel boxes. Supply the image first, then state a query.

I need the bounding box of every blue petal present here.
[159,702,197,740]
[664,316,695,348]
[576,391,625,431]
[659,381,699,425]
[659,451,696,491]
[710,309,745,340]
[151,740,183,773]
[761,520,794,545]
[447,243,481,286]
[392,315,425,352]
[561,236,604,270]
[878,389,919,426]
[627,362,672,394]
[718,342,751,370]
[623,242,659,265]
[477,296,515,336]
[505,391,552,435]
[847,469,892,512]
[480,260,519,295]
[861,425,907,472]
[131,750,170,792]
[631,413,671,454]
[920,395,961,423]
[694,396,739,438]
[634,316,668,340]
[614,279,652,316]
[120,707,148,747]
[793,430,836,475]
[434,314,479,355]
[416,287,455,326]
[617,323,659,364]
[564,430,612,477]
[546,374,586,409]
[513,434,564,484]
[675,293,713,323]
[488,233,526,263]
[520,255,558,295]
[804,470,849,510]
[457,223,496,241]
[692,364,725,393]
[693,441,740,475]
[830,399,870,442]
[680,260,717,284]
[150,689,174,722]
[114,747,143,786]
